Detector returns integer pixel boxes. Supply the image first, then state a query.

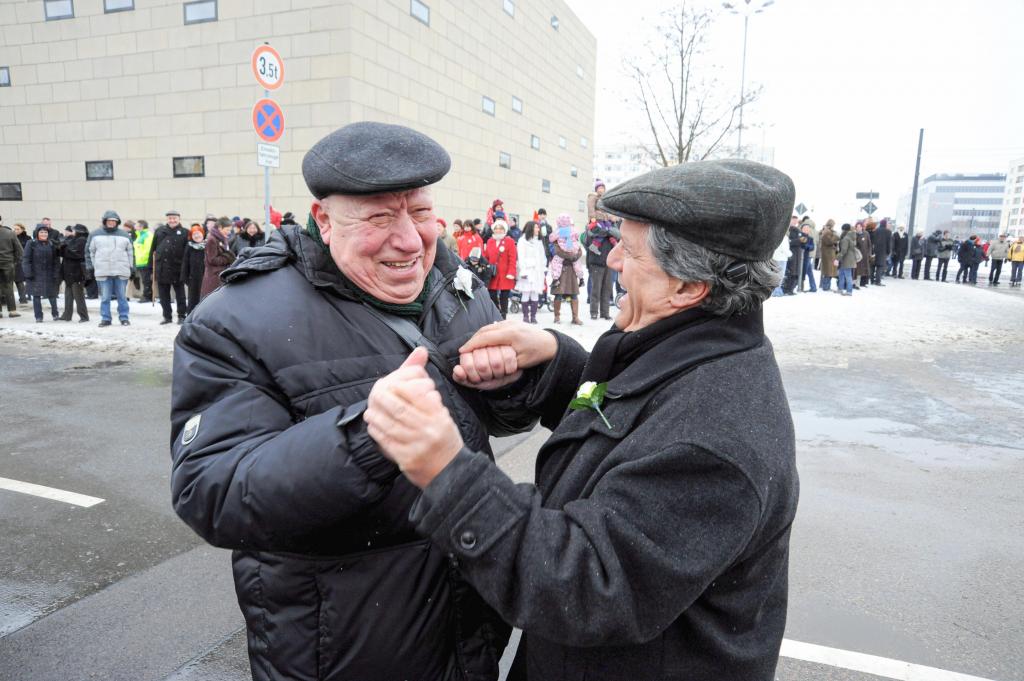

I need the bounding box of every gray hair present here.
[646,224,781,317]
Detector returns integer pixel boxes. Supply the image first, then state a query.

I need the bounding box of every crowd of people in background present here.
[0,209,299,326]
[773,214,1024,297]
[5,195,1022,328]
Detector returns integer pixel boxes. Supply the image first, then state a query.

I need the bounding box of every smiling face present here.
[312,188,438,304]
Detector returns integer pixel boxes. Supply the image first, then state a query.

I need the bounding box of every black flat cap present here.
[597,159,795,261]
[302,122,451,199]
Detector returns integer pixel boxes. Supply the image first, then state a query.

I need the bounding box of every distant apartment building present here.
[592,143,658,189]
[899,173,1006,240]
[1000,158,1024,236]
[0,0,595,228]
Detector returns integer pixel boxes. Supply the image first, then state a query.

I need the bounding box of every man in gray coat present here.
[367,160,800,680]
[86,210,135,326]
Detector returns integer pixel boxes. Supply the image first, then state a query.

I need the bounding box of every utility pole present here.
[907,128,924,244]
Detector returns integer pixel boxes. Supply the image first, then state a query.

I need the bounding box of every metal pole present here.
[737,14,748,157]
[263,86,271,230]
[907,128,924,244]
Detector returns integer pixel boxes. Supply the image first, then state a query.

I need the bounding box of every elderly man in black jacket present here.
[367,160,800,681]
[170,122,539,681]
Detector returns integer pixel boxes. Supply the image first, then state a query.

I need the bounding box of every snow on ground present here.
[2,279,1022,369]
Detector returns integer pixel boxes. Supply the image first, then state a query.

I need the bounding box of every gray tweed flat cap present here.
[302,121,451,199]
[597,159,795,261]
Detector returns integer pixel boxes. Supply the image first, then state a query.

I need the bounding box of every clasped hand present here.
[365,321,558,488]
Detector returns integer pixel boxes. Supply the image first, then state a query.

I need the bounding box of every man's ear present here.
[311,200,332,246]
[668,279,709,312]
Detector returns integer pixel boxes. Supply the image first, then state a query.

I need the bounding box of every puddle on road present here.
[0,578,72,637]
[791,411,1021,469]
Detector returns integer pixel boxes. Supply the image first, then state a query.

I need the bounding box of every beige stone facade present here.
[0,0,595,230]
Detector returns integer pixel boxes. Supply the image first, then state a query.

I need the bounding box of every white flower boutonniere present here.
[570,381,612,430]
[453,265,475,313]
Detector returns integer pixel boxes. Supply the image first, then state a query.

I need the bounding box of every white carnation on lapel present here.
[454,266,475,299]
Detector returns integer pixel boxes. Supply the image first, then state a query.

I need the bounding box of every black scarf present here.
[580,308,714,385]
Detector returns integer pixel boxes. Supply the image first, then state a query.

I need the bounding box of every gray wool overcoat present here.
[413,308,799,681]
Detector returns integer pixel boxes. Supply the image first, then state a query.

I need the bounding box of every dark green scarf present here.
[306,212,432,317]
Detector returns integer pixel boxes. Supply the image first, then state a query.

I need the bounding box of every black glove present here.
[579,278,585,287]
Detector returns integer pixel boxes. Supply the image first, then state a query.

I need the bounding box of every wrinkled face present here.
[493,226,506,239]
[606,220,685,332]
[313,188,437,304]
[167,215,180,228]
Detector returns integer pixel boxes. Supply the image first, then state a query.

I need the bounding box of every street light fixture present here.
[723,0,774,158]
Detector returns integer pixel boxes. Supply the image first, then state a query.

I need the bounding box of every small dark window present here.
[551,15,559,30]
[85,161,114,181]
[173,156,205,178]
[482,96,496,116]
[576,65,584,79]
[0,67,9,87]
[570,166,578,177]
[499,152,511,169]
[503,0,515,17]
[541,179,551,193]
[578,200,585,212]
[183,0,217,25]
[530,135,540,150]
[44,0,74,20]
[0,183,23,201]
[410,0,430,26]
[558,136,567,149]
[511,96,523,114]
[104,0,134,12]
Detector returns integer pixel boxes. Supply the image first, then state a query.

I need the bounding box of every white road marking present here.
[782,639,999,681]
[0,476,105,508]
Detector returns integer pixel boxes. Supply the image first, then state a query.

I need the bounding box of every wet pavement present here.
[1,344,1021,681]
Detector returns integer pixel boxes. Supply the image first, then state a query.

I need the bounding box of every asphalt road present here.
[1,344,1021,681]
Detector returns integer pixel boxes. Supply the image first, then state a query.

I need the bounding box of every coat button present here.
[459,531,477,550]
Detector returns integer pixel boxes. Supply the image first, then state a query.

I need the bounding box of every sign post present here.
[251,44,285,229]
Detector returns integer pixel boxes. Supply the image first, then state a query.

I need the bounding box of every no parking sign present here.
[252,98,284,143]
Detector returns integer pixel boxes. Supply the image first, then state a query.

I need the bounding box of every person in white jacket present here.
[86,209,135,326]
[516,220,547,324]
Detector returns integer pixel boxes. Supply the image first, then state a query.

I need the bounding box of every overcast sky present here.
[563,0,1024,222]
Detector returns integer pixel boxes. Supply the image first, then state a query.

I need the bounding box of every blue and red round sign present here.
[252,98,285,143]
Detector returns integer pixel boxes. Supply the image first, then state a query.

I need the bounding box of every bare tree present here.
[628,3,759,166]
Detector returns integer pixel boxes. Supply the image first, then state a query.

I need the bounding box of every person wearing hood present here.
[463,245,493,286]
[201,217,235,300]
[516,221,547,324]
[86,210,135,327]
[59,224,90,322]
[0,217,24,317]
[152,210,190,325]
[483,218,518,319]
[22,224,62,322]
[180,224,207,315]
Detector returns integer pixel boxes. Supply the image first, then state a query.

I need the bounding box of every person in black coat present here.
[228,220,266,257]
[781,220,802,294]
[59,224,90,321]
[179,224,206,316]
[367,160,799,681]
[151,211,189,323]
[890,226,908,278]
[22,225,62,322]
[909,232,925,279]
[870,219,892,285]
[956,235,980,284]
[169,123,537,681]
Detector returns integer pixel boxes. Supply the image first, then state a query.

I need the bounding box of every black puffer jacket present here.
[170,226,539,681]
[22,228,61,298]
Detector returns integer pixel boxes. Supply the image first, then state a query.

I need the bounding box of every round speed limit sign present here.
[251,44,284,90]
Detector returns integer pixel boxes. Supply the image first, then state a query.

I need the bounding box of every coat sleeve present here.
[21,242,33,279]
[411,443,762,647]
[170,319,402,551]
[179,250,190,282]
[205,238,233,267]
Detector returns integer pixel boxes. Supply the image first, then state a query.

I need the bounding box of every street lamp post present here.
[723,0,774,158]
